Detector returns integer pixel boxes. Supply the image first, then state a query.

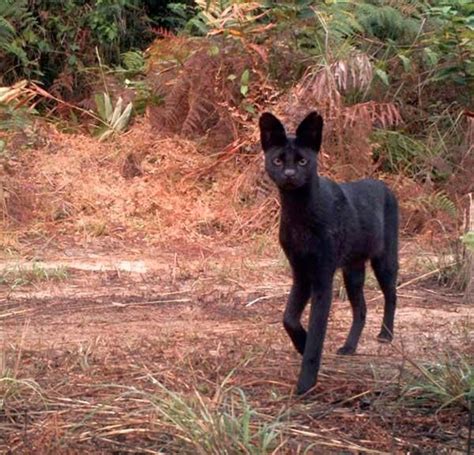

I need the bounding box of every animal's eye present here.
[273,157,283,166]
[298,158,308,166]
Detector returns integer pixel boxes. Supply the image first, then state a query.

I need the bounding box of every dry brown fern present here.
[331,53,373,94]
[146,38,270,148]
[160,50,220,137]
[277,52,403,179]
[164,75,192,133]
[49,70,75,100]
[344,101,402,128]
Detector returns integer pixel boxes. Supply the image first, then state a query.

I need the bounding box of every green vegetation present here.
[136,382,283,453]
[0,0,152,86]
[0,369,45,409]
[402,353,473,412]
[0,262,69,288]
[93,92,133,141]
[1,0,471,173]
[462,231,474,251]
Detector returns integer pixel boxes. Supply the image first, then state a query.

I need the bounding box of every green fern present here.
[420,190,457,217]
[355,3,419,43]
[428,190,457,217]
[371,129,432,178]
[121,50,146,74]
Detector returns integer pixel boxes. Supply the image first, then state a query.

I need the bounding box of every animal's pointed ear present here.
[259,113,287,152]
[295,111,323,152]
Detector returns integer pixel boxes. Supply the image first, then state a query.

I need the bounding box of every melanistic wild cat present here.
[259,111,399,395]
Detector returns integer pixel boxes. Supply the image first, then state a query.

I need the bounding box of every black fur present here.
[259,112,399,395]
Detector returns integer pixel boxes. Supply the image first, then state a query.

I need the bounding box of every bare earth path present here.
[0,242,472,453]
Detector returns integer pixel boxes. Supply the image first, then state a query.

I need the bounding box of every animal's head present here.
[259,111,323,190]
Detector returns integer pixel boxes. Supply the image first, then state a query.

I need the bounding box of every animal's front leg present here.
[283,276,311,355]
[296,283,332,395]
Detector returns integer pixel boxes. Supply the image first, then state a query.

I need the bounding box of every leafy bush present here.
[0,0,152,90]
[0,1,42,82]
[424,0,474,87]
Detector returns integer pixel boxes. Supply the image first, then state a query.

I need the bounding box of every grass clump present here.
[0,369,45,409]
[402,353,473,412]
[136,378,284,454]
[0,262,69,288]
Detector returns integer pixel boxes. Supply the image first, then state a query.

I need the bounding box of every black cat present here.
[259,111,399,395]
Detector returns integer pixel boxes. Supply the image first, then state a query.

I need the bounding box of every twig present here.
[0,308,31,319]
[110,298,191,308]
[246,292,287,307]
[246,266,453,307]
[286,428,389,454]
[30,82,106,125]
[368,265,455,302]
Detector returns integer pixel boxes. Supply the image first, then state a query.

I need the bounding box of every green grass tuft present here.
[402,353,473,412]
[0,262,69,288]
[137,378,284,454]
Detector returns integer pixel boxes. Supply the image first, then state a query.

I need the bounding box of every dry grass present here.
[1,117,283,253]
[0,244,472,453]
[1,304,470,453]
[0,118,458,257]
[0,46,464,254]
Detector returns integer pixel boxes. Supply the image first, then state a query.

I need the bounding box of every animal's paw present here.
[295,383,311,396]
[376,331,393,343]
[336,345,356,355]
[295,377,316,396]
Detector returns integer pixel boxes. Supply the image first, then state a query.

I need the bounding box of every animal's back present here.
[337,179,398,265]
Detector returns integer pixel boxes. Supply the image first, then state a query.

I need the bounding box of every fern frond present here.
[295,67,342,121]
[345,102,402,128]
[425,190,457,217]
[162,49,225,138]
[331,52,373,93]
[356,3,419,43]
[182,97,216,138]
[122,51,145,73]
[164,77,191,133]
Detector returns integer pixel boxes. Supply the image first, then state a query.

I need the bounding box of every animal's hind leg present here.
[371,255,398,343]
[337,263,367,355]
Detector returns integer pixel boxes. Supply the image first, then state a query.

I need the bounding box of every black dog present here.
[259,111,399,395]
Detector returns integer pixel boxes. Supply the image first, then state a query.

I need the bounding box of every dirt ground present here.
[0,239,472,454]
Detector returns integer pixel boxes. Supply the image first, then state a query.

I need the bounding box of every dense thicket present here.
[1,0,473,223]
[0,0,196,88]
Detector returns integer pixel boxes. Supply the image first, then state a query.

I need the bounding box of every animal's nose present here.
[284,168,296,177]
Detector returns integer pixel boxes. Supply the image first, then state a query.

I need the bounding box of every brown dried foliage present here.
[277,53,402,180]
[0,119,279,248]
[0,50,460,248]
[146,36,271,150]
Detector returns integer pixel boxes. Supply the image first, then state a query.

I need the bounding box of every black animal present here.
[259,111,399,395]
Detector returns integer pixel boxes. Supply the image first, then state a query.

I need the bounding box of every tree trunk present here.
[464,193,473,304]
